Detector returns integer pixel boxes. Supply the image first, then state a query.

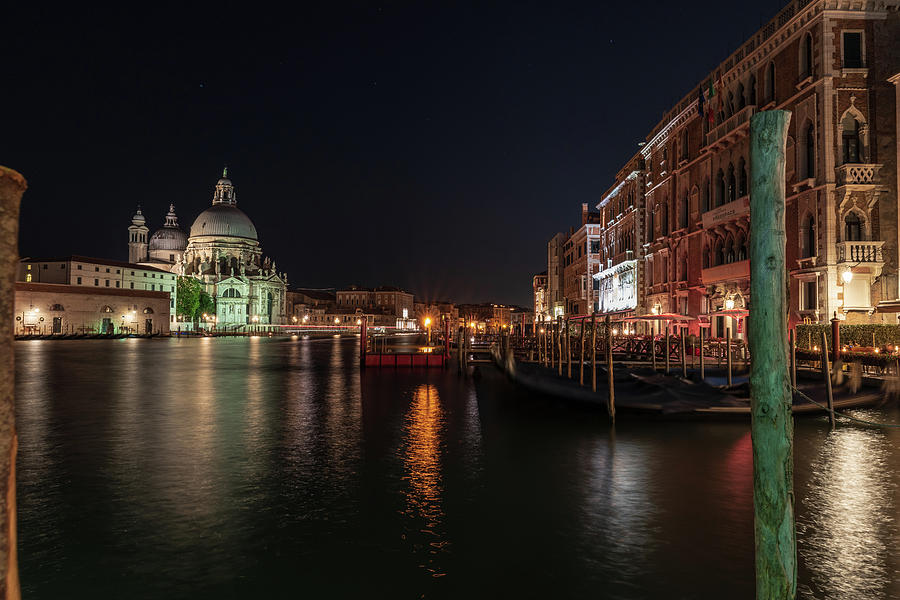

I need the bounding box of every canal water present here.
[14,337,900,599]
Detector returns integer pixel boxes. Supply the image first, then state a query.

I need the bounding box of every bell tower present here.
[128,206,149,263]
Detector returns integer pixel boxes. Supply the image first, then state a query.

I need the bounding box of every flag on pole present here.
[707,78,716,124]
[698,87,704,120]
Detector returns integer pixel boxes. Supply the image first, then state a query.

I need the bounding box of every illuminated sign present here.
[595,260,637,313]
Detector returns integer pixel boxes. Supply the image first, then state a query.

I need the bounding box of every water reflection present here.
[798,426,897,600]
[401,384,447,577]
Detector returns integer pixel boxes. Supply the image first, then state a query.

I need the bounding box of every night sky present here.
[5,2,788,306]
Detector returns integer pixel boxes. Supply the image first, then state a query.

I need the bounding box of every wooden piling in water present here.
[566,317,572,379]
[820,330,835,429]
[680,331,687,378]
[748,109,796,599]
[591,313,597,392]
[557,317,563,376]
[726,326,732,387]
[665,328,670,374]
[579,319,585,386]
[700,326,705,381]
[605,315,615,424]
[651,332,657,371]
[789,329,796,389]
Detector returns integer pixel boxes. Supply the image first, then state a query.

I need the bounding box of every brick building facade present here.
[590,0,900,338]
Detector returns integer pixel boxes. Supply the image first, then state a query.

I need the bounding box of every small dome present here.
[217,177,232,187]
[149,227,188,251]
[131,208,146,226]
[189,203,258,240]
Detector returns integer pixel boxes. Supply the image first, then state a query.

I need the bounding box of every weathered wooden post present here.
[726,326,733,387]
[820,330,835,429]
[579,319,585,386]
[591,313,597,392]
[831,314,843,385]
[651,329,657,371]
[605,315,616,423]
[566,317,572,379]
[680,330,687,378]
[789,329,796,389]
[557,317,564,376]
[665,326,670,374]
[359,316,368,368]
[0,166,26,600]
[748,110,796,600]
[700,326,705,381]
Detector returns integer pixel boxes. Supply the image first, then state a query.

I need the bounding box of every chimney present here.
[581,203,589,225]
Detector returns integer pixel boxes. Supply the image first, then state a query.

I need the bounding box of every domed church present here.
[128,169,287,329]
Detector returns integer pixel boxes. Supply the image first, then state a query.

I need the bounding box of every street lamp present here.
[424,317,432,344]
[842,269,854,284]
[725,298,735,310]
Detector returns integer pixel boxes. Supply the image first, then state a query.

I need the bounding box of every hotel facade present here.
[581,0,900,338]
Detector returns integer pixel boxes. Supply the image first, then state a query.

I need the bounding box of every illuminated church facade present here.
[128,170,287,328]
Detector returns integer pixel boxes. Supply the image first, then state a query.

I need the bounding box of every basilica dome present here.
[149,227,188,251]
[189,203,258,241]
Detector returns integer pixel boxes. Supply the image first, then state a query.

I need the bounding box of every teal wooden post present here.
[748,110,796,600]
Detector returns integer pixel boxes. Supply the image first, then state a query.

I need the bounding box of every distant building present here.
[286,288,336,324]
[336,285,416,328]
[14,282,170,335]
[533,271,549,324]
[562,204,603,315]
[546,232,568,318]
[458,303,512,333]
[18,255,178,323]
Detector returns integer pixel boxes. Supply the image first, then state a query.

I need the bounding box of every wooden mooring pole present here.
[665,327,670,374]
[700,326,705,381]
[0,166,26,600]
[605,315,615,424]
[579,319,585,386]
[789,329,796,389]
[591,313,597,392]
[566,317,572,379]
[820,330,835,429]
[748,110,796,600]
[557,317,563,376]
[726,326,732,387]
[680,330,687,378]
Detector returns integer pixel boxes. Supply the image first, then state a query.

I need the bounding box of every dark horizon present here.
[5,1,788,306]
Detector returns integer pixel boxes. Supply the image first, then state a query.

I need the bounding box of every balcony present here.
[706,105,756,149]
[835,163,882,189]
[702,196,750,229]
[701,260,750,285]
[838,241,884,264]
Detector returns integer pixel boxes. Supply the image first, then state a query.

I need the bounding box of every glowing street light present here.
[842,269,854,284]
[334,317,340,324]
[725,298,735,310]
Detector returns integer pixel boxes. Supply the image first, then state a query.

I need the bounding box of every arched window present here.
[726,91,735,118]
[765,62,776,104]
[50,304,65,312]
[800,32,813,78]
[748,74,757,106]
[736,233,747,261]
[801,213,816,258]
[805,122,816,178]
[681,132,689,162]
[680,192,689,229]
[222,288,242,298]
[738,157,748,197]
[101,305,113,313]
[702,177,710,213]
[714,240,725,266]
[727,163,736,203]
[660,202,668,236]
[844,212,863,241]
[703,247,710,269]
[737,83,746,110]
[785,136,796,180]
[143,307,154,314]
[724,236,735,264]
[716,169,726,207]
[648,207,655,240]
[842,114,861,164]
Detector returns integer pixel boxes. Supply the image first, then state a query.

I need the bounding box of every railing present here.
[701,260,750,285]
[836,163,882,186]
[838,241,884,263]
[706,105,756,147]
